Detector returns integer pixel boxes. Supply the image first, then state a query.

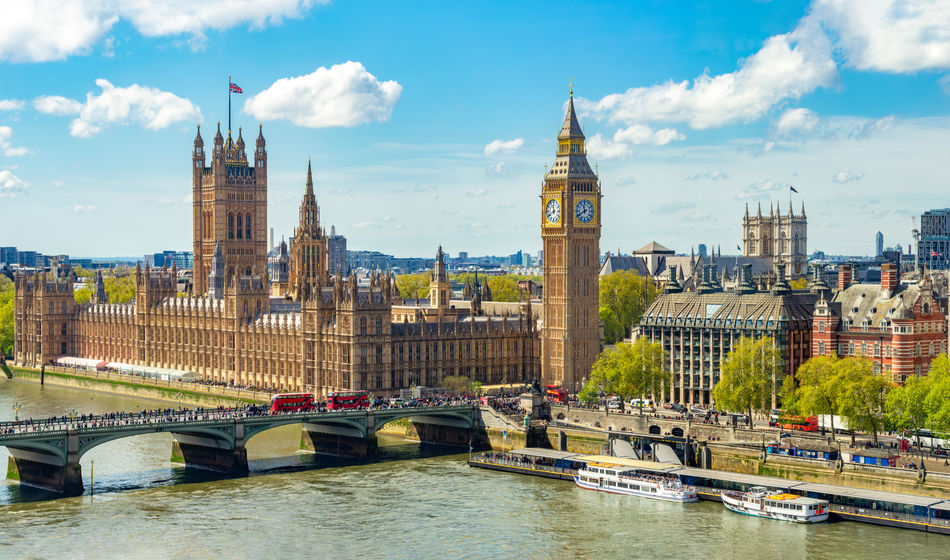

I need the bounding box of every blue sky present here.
[2,0,950,259]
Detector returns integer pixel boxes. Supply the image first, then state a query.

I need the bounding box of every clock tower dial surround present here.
[540,89,602,392]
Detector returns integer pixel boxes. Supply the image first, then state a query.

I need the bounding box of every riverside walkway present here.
[1,403,478,495]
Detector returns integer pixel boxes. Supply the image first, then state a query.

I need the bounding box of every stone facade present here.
[635,263,818,406]
[742,201,807,276]
[812,263,948,384]
[14,121,545,397]
[540,90,602,393]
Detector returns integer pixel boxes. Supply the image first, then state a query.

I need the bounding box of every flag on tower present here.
[789,185,799,193]
[736,244,741,251]
[931,250,941,257]
[229,81,243,94]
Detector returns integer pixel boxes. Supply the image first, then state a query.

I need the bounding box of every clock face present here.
[576,199,594,223]
[545,199,561,224]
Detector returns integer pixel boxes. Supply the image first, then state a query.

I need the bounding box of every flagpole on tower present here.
[228,75,231,134]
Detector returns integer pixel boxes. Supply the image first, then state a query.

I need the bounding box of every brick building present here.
[812,263,947,383]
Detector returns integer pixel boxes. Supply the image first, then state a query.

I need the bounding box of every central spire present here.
[546,84,595,180]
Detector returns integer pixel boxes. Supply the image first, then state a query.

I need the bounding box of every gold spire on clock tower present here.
[540,86,602,392]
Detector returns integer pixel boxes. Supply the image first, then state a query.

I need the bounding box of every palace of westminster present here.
[12,93,603,397]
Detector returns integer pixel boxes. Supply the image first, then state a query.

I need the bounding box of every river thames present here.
[0,379,947,559]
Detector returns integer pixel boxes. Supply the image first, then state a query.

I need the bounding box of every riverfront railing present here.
[0,404,477,439]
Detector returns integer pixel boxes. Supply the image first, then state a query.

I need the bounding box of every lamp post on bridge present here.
[13,401,19,422]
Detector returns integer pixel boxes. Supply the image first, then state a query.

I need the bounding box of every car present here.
[671,404,686,413]
[607,400,621,410]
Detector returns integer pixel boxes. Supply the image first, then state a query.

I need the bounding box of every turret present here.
[255,123,266,171]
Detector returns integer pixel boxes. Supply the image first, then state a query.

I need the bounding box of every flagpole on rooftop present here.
[228,74,231,134]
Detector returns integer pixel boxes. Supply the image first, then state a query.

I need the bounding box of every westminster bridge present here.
[0,405,479,495]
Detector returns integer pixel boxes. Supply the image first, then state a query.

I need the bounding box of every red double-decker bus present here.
[327,390,370,410]
[779,414,818,432]
[270,393,315,413]
[545,384,568,403]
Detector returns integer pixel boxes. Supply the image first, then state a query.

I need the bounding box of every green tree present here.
[713,336,780,427]
[789,277,809,290]
[103,275,135,304]
[836,357,890,444]
[925,356,950,434]
[598,270,658,345]
[788,355,843,439]
[471,381,483,396]
[599,306,623,346]
[74,287,92,305]
[579,340,669,413]
[886,373,931,446]
[395,273,431,300]
[0,275,13,356]
[442,375,472,393]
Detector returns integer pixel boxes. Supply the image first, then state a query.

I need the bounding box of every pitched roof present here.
[633,241,674,254]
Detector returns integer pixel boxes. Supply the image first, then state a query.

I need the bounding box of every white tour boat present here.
[721,486,829,523]
[574,462,698,503]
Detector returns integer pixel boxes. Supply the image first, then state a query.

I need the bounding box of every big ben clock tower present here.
[541,86,602,392]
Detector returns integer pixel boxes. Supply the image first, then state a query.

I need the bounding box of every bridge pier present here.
[300,427,377,458]
[406,419,472,447]
[6,429,83,495]
[7,454,83,496]
[169,422,248,474]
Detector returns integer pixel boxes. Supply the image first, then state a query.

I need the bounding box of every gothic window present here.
[245,212,252,240]
[228,213,234,239]
[818,341,825,355]
[360,317,367,335]
[360,347,367,365]
[376,345,383,364]
[375,316,382,334]
[236,213,243,239]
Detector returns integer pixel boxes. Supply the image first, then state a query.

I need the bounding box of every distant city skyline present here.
[2,1,950,257]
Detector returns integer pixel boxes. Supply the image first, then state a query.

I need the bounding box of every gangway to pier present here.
[653,443,682,465]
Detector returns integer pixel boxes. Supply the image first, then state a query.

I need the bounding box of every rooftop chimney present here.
[881,263,898,297]
[837,264,852,292]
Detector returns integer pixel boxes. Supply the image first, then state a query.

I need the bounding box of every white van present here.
[629,398,653,408]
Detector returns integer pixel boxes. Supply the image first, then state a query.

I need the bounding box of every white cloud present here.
[940,75,950,95]
[613,124,685,146]
[736,179,784,200]
[0,100,25,111]
[353,215,404,230]
[484,138,524,156]
[813,0,950,73]
[651,201,696,214]
[586,133,632,160]
[73,204,97,212]
[849,116,895,139]
[832,170,864,183]
[0,1,320,63]
[616,176,637,187]
[0,126,28,156]
[244,62,401,128]
[684,210,717,222]
[576,16,836,129]
[486,162,507,176]
[774,108,819,135]
[36,80,201,137]
[0,169,28,198]
[685,170,729,181]
[467,188,487,197]
[33,96,83,115]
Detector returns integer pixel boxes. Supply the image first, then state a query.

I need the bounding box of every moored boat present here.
[574,462,698,503]
[721,486,829,523]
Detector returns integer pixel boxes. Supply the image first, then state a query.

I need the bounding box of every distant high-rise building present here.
[876,231,884,257]
[16,251,39,268]
[458,251,468,261]
[918,209,950,270]
[0,247,16,265]
[327,225,347,276]
[270,227,275,252]
[697,244,707,258]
